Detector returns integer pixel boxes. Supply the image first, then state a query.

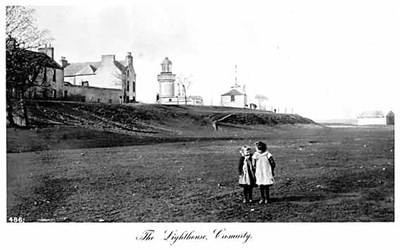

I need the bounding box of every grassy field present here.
[7,124,394,222]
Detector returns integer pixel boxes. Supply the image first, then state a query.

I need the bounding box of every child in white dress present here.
[238,146,256,203]
[252,141,276,204]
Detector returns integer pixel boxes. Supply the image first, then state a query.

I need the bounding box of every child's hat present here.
[240,146,252,155]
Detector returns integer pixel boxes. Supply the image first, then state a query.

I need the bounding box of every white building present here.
[157,57,203,105]
[220,65,247,108]
[63,52,136,103]
[357,110,386,125]
[220,88,247,108]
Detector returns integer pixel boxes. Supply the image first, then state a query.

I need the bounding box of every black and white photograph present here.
[2,0,399,249]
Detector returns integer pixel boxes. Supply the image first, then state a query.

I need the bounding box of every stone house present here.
[6,43,64,100]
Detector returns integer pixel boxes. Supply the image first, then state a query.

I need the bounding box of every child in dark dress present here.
[238,146,256,203]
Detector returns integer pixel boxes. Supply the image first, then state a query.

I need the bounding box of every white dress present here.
[238,156,256,186]
[253,151,274,185]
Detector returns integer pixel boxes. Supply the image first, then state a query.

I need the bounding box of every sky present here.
[21,1,400,120]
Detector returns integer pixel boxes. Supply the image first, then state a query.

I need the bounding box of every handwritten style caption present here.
[136,228,252,245]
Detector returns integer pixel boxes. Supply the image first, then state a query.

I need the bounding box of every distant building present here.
[62,52,136,103]
[221,86,247,108]
[386,111,395,125]
[220,65,247,108]
[157,57,176,104]
[157,57,203,105]
[357,110,386,125]
[186,96,204,105]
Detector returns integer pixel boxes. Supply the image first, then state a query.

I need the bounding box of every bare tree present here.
[6,6,54,126]
[254,94,268,110]
[175,73,193,105]
[6,6,53,49]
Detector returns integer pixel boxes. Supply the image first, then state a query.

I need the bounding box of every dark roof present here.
[115,61,126,72]
[11,48,62,69]
[221,88,244,96]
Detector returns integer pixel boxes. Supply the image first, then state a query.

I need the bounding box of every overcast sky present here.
[30,1,399,120]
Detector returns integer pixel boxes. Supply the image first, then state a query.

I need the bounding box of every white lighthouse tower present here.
[157,57,176,104]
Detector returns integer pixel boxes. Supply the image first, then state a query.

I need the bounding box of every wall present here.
[64,85,123,103]
[64,74,96,86]
[90,55,123,89]
[26,67,64,99]
[221,94,246,108]
[159,96,203,105]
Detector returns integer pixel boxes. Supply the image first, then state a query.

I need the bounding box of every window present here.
[53,70,56,81]
[43,68,47,82]
[52,89,56,98]
[97,99,100,103]
[231,95,235,102]
[109,99,112,103]
[64,90,68,98]
[82,81,89,87]
[127,81,130,91]
[132,82,135,92]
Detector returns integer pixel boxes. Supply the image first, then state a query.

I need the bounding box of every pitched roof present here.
[10,48,62,69]
[115,61,126,72]
[387,111,395,116]
[75,64,97,75]
[64,60,127,77]
[64,62,101,76]
[221,88,244,96]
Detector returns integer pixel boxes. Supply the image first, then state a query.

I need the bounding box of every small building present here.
[357,110,386,126]
[186,96,204,105]
[386,111,395,125]
[221,88,247,108]
[220,65,247,108]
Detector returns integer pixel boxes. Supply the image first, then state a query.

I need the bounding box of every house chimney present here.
[101,54,116,64]
[126,52,133,66]
[38,44,54,59]
[60,56,68,68]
